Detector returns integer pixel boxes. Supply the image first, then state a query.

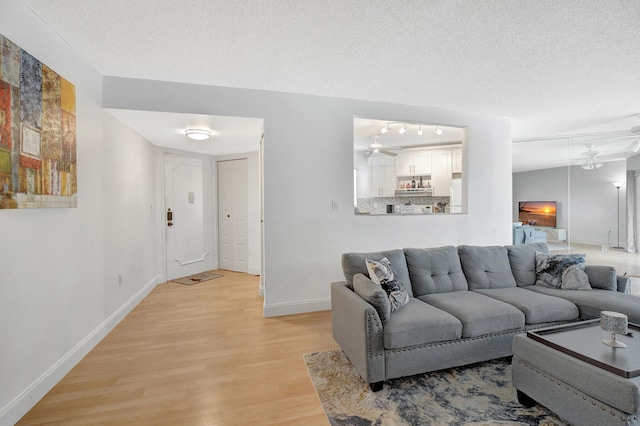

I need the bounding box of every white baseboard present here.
[0,275,163,426]
[263,297,331,317]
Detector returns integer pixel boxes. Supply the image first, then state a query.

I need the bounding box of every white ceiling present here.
[22,0,640,167]
[107,109,263,156]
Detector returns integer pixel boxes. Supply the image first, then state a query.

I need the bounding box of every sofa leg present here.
[516,390,537,408]
[369,381,384,392]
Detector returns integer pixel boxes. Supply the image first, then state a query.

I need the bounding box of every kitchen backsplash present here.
[356,196,452,214]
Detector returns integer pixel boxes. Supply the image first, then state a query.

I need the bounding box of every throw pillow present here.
[535,252,586,289]
[365,257,410,312]
[561,264,592,290]
[353,273,392,322]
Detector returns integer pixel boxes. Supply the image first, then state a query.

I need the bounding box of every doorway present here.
[218,158,249,272]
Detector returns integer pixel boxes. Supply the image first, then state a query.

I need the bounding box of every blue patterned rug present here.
[304,350,567,425]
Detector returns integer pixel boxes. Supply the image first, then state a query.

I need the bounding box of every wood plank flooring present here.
[17,272,338,426]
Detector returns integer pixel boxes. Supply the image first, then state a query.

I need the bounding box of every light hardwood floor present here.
[18,272,338,426]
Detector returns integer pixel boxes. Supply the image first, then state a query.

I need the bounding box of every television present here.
[518,201,556,228]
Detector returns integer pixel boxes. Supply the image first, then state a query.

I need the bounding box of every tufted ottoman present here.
[512,322,640,426]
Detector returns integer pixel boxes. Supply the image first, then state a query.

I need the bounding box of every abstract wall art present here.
[0,33,77,209]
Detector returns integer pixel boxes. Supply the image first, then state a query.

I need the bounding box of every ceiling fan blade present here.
[380,149,398,157]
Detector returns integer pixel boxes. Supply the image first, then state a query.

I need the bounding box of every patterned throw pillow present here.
[365,257,410,312]
[535,252,587,289]
[561,264,592,290]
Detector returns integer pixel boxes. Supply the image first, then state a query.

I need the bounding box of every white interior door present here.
[218,159,248,272]
[165,154,209,280]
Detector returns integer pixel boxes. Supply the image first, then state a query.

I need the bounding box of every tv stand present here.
[536,228,566,242]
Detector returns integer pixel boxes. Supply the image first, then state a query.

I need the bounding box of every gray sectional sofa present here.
[331,243,638,391]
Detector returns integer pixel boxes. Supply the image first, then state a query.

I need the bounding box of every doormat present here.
[171,271,224,285]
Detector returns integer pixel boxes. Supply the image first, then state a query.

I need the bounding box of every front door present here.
[164,154,209,280]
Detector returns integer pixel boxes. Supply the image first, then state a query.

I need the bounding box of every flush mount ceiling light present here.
[185,129,212,140]
[434,126,443,135]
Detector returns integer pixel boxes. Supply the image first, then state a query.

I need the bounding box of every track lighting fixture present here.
[417,125,423,136]
[381,123,390,134]
[434,126,443,135]
[399,124,407,134]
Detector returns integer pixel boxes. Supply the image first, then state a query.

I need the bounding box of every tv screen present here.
[518,201,556,228]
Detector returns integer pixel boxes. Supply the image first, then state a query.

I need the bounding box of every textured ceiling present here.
[22,0,640,157]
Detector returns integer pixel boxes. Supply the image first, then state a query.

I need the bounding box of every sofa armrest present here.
[617,275,631,294]
[584,265,617,291]
[331,281,385,384]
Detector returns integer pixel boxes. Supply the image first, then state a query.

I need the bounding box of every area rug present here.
[304,349,567,425]
[171,271,223,285]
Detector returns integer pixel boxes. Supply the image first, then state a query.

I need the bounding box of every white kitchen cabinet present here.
[395,151,431,176]
[452,148,462,174]
[431,150,452,197]
[369,155,396,197]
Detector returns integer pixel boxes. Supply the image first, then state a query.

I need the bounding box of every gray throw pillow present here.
[535,252,586,289]
[561,264,592,290]
[365,257,410,312]
[353,273,391,322]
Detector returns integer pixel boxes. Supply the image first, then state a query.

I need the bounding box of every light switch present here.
[188,192,195,203]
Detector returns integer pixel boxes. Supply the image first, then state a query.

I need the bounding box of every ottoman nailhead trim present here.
[519,360,631,419]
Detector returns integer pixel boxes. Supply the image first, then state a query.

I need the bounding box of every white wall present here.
[102,77,513,317]
[513,160,627,245]
[0,2,162,423]
[628,153,640,170]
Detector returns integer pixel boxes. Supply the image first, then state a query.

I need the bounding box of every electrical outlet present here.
[118,274,123,286]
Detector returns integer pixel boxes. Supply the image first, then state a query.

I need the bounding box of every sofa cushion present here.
[457,245,517,290]
[353,273,391,322]
[341,249,414,297]
[535,252,586,289]
[420,291,525,338]
[524,286,640,324]
[403,246,468,297]
[584,265,617,291]
[506,243,549,287]
[473,287,579,324]
[365,257,410,312]
[383,298,463,349]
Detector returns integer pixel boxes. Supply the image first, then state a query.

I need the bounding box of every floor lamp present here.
[612,182,624,249]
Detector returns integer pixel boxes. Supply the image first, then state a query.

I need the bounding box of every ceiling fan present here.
[367,135,399,157]
[580,144,602,170]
